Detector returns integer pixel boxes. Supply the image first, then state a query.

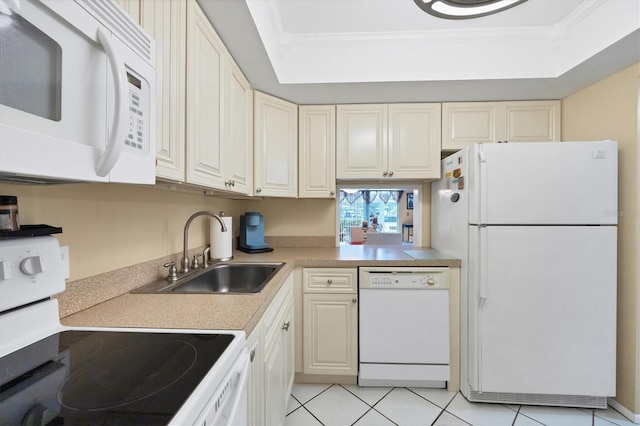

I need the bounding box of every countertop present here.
[61,246,460,336]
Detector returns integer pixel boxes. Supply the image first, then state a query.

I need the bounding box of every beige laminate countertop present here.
[61,246,459,336]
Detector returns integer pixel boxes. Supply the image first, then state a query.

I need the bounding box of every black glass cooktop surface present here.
[0,331,235,425]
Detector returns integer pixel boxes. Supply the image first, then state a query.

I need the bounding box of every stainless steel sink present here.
[132,262,285,294]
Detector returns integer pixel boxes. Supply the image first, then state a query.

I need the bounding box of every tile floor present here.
[286,384,637,426]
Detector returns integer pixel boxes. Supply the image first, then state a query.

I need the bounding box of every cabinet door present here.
[336,104,388,179]
[224,57,253,194]
[246,326,264,426]
[185,2,226,189]
[141,0,186,182]
[442,102,499,150]
[388,103,441,179]
[116,0,140,22]
[254,91,298,197]
[264,325,286,426]
[501,100,561,143]
[303,293,358,376]
[299,105,336,198]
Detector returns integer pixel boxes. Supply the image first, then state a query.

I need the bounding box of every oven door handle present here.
[95,27,128,178]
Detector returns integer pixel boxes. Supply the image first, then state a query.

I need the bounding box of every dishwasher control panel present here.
[359,267,449,290]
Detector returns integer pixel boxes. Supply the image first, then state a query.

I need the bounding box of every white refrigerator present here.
[431,141,617,408]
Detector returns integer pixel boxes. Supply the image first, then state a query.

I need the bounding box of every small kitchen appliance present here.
[0,235,249,425]
[238,212,272,253]
[0,0,156,184]
[431,141,617,408]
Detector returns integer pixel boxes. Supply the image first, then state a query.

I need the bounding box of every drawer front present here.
[303,268,357,293]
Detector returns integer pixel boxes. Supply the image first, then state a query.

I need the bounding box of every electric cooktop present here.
[0,331,235,425]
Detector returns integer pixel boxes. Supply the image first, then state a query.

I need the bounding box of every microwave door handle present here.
[95,27,127,177]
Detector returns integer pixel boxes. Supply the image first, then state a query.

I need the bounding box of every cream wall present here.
[236,198,336,236]
[562,62,639,416]
[0,183,238,281]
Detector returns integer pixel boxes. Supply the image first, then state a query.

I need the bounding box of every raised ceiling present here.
[198,0,640,104]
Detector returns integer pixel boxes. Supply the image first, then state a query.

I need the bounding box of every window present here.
[338,189,404,244]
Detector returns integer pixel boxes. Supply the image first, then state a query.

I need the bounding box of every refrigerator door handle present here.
[479,226,488,305]
[477,144,488,225]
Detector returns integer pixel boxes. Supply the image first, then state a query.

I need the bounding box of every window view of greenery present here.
[339,190,403,244]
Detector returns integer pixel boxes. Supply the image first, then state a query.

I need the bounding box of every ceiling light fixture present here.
[414,0,528,20]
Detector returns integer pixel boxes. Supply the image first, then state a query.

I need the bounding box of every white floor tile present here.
[305,384,370,426]
[519,405,593,425]
[433,411,471,425]
[285,406,322,426]
[595,416,621,426]
[446,393,518,426]
[374,388,442,426]
[353,408,396,425]
[287,395,301,415]
[342,385,393,406]
[513,413,545,425]
[594,407,639,426]
[290,383,332,404]
[409,387,458,409]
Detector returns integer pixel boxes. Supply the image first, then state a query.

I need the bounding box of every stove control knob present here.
[20,256,46,276]
[427,278,436,286]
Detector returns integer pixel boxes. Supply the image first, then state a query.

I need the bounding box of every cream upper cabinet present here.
[139,0,186,182]
[116,0,140,22]
[254,91,298,198]
[388,103,441,179]
[185,1,226,189]
[442,100,561,150]
[501,101,561,143]
[223,57,253,195]
[336,104,387,179]
[337,104,441,180]
[299,105,336,198]
[302,268,358,377]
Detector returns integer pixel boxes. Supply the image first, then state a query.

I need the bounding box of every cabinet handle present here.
[352,298,357,303]
[230,180,235,186]
[256,187,262,193]
[330,191,335,196]
[388,171,394,176]
[382,171,388,177]
[250,349,255,362]
[327,279,333,284]
[282,321,290,331]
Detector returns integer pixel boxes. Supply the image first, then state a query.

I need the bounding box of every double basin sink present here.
[132,262,285,294]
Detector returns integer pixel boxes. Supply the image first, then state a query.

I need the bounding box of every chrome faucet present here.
[182,211,227,273]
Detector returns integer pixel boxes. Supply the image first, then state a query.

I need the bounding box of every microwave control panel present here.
[124,70,149,156]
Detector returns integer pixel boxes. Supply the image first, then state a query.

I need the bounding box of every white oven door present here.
[0,0,154,183]
[194,348,250,426]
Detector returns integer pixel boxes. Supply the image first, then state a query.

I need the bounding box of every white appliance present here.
[431,141,618,408]
[0,0,156,184]
[0,236,249,425]
[359,266,450,387]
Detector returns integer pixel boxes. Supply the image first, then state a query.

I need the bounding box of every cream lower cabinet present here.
[246,274,294,426]
[337,103,441,180]
[442,100,561,150]
[302,268,358,377]
[254,91,298,197]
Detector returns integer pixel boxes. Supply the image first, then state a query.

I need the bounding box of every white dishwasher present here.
[358,267,450,388]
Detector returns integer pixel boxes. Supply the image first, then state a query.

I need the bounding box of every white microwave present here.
[0,0,156,184]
